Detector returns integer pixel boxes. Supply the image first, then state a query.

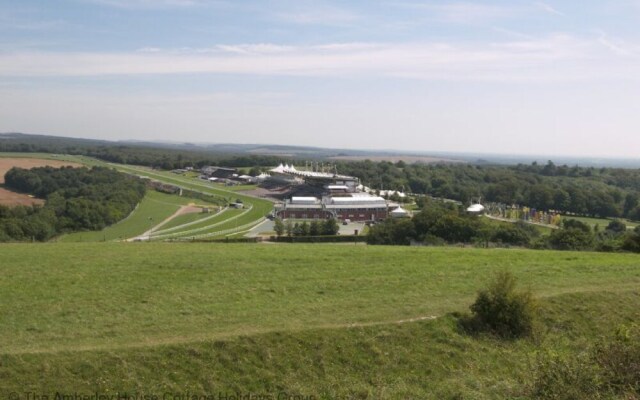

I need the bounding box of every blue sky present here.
[1,1,640,157]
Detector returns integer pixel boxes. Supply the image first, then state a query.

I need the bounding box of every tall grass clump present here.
[530,324,640,399]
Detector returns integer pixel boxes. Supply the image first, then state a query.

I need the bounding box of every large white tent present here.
[390,206,410,218]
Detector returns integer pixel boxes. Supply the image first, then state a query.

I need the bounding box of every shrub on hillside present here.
[530,324,640,399]
[622,227,640,253]
[464,271,538,339]
[561,219,592,233]
[605,219,627,234]
[491,221,539,246]
[547,228,594,251]
[594,324,640,395]
[529,351,604,400]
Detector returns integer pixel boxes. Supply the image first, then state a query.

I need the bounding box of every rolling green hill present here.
[1,244,639,398]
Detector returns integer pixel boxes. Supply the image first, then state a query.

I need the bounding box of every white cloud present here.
[533,2,564,16]
[595,31,638,57]
[390,2,515,24]
[1,36,638,82]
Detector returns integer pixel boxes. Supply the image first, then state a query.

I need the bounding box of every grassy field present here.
[3,291,636,398]
[150,208,246,239]
[152,209,216,231]
[104,163,274,233]
[58,191,215,242]
[1,243,639,397]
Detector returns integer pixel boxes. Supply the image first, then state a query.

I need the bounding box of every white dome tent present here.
[390,206,410,218]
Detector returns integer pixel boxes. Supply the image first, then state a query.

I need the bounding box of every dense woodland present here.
[0,166,145,241]
[368,200,640,252]
[337,160,640,219]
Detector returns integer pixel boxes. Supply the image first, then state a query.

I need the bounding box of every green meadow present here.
[1,243,639,397]
[58,191,218,242]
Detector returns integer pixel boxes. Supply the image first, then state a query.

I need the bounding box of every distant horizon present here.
[4,131,640,166]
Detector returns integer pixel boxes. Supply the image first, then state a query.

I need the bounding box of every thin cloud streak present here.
[533,2,564,16]
[1,36,637,82]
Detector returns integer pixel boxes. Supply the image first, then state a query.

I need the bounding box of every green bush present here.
[466,271,538,339]
[547,228,594,251]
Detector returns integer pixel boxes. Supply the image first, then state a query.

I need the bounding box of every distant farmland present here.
[0,157,81,206]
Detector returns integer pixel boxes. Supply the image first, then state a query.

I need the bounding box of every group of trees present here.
[85,148,281,171]
[273,218,340,237]
[366,200,640,253]
[336,160,640,220]
[367,201,540,247]
[542,218,640,252]
[0,166,145,241]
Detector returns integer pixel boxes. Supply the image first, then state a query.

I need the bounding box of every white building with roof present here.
[276,193,389,221]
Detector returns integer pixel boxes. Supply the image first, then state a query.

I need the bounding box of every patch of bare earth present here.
[0,158,82,206]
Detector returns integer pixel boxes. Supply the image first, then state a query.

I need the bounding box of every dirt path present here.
[5,314,441,355]
[129,204,203,241]
[345,315,437,328]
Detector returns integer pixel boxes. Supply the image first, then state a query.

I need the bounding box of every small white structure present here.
[255,172,271,183]
[380,190,407,198]
[237,174,255,183]
[466,203,485,214]
[291,196,320,205]
[390,206,410,218]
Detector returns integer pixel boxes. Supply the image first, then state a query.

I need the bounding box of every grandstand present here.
[269,163,359,192]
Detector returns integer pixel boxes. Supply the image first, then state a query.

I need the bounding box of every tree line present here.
[0,166,145,241]
[335,160,640,220]
[0,135,283,170]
